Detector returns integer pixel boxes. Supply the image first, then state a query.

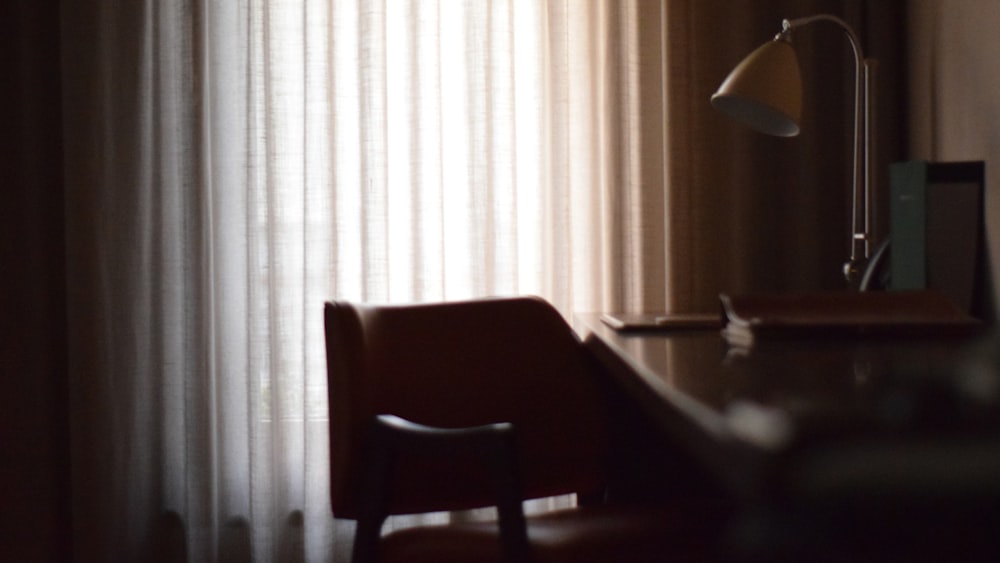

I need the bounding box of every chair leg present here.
[351,515,386,563]
[351,421,395,563]
[492,430,532,563]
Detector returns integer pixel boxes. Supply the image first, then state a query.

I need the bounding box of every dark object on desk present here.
[324,296,714,563]
[858,237,891,292]
[890,160,987,318]
[601,312,723,331]
[720,289,981,347]
[728,431,1000,562]
[729,364,1000,562]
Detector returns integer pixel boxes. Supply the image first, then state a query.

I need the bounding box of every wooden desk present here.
[576,314,986,500]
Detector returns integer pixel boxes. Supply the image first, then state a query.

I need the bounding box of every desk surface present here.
[576,313,987,497]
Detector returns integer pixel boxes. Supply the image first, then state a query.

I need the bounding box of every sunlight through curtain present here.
[62,1,669,560]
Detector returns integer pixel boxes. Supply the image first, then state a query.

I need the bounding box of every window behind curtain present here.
[62,1,671,560]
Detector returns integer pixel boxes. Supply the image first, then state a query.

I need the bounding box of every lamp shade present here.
[711,38,802,137]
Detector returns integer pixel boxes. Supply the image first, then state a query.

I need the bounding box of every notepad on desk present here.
[719,289,982,347]
[600,312,722,331]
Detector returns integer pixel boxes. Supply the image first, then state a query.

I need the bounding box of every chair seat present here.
[379,504,720,563]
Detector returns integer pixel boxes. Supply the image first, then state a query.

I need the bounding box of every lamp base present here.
[843,258,867,290]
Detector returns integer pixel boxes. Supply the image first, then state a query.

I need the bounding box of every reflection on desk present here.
[576,313,993,498]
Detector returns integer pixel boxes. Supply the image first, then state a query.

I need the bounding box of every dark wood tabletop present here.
[575,313,990,498]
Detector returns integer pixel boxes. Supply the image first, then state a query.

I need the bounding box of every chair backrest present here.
[324,296,610,518]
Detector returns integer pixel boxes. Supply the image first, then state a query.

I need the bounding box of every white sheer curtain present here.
[62,0,668,561]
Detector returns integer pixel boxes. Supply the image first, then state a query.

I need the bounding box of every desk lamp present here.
[711,14,877,286]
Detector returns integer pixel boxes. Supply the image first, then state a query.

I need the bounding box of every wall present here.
[908,0,1000,317]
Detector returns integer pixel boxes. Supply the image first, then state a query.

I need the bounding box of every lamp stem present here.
[783,15,873,286]
[864,59,877,263]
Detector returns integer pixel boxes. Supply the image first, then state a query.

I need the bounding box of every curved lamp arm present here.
[782,15,876,285]
[712,14,878,286]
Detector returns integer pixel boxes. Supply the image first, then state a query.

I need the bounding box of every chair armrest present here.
[352,414,531,563]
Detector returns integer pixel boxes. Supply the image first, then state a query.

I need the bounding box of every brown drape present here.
[0,1,72,561]
[664,0,906,311]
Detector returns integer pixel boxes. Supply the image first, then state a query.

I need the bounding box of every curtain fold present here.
[63,1,672,561]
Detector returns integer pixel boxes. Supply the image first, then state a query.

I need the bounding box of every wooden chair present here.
[324,296,719,563]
